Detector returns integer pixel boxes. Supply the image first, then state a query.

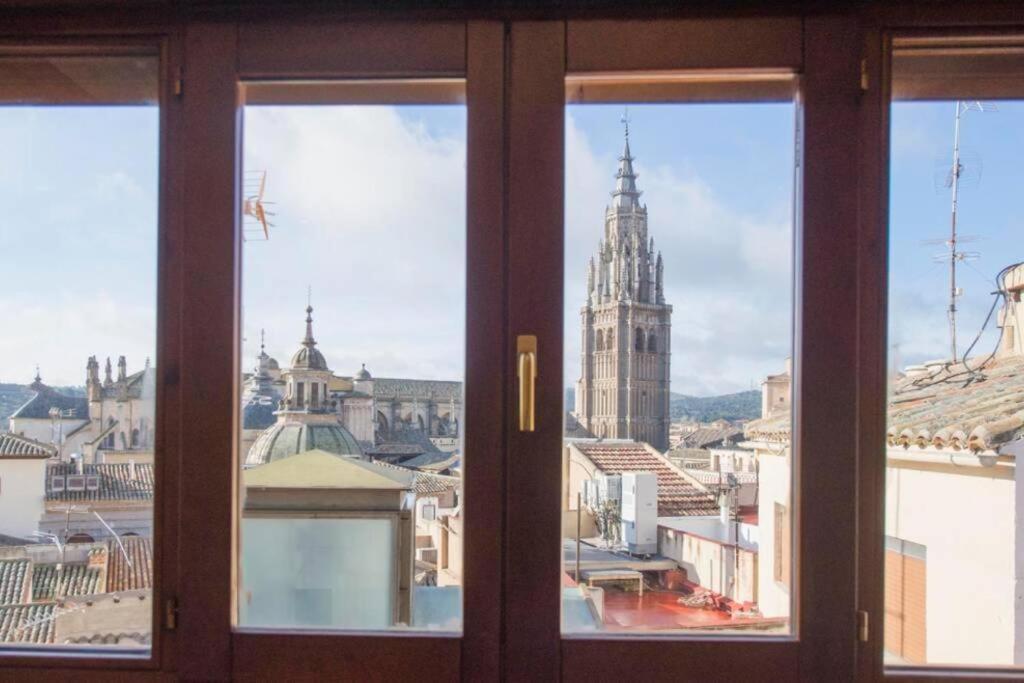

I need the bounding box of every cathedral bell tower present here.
[574,124,672,451]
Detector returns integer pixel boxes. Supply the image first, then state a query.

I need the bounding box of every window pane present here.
[562,96,795,634]
[0,52,159,652]
[237,86,465,632]
[886,38,1024,668]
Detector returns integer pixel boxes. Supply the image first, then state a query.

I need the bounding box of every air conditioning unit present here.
[66,475,86,492]
[620,472,658,555]
[50,476,66,492]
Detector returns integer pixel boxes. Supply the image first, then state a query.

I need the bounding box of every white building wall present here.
[755,446,791,620]
[9,417,90,447]
[658,524,757,603]
[886,458,1016,666]
[0,459,48,538]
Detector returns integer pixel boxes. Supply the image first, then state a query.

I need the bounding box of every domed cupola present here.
[290,305,328,371]
[245,416,363,466]
[355,363,372,380]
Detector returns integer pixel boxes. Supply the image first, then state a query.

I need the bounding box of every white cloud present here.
[241,106,466,381]
[0,290,155,386]
[564,113,794,396]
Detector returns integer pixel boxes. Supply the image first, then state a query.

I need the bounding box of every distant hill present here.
[0,383,87,426]
[564,387,762,424]
[670,390,761,423]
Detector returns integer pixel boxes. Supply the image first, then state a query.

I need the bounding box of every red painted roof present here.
[575,443,718,516]
[600,588,783,632]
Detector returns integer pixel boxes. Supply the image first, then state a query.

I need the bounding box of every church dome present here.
[289,305,329,371]
[290,346,327,371]
[355,364,372,380]
[242,395,277,431]
[245,419,363,467]
[267,357,280,370]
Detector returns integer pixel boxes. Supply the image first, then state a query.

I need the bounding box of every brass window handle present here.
[517,335,537,432]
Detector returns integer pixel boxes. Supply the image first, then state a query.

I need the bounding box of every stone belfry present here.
[574,124,672,451]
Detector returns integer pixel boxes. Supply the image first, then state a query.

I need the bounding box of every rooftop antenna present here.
[243,170,276,241]
[927,100,996,362]
[620,107,631,140]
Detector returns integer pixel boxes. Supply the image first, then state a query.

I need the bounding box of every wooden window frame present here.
[2,3,1023,681]
[504,16,863,682]
[858,6,1024,683]
[0,18,182,679]
[179,16,507,682]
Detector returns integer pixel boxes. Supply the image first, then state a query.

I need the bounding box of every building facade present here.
[241,306,463,465]
[574,130,672,450]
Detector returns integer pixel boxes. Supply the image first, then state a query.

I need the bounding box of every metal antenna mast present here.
[947,100,967,362]
[941,100,998,361]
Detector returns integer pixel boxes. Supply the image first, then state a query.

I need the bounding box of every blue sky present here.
[889,101,1024,369]
[2,100,1021,396]
[0,106,158,387]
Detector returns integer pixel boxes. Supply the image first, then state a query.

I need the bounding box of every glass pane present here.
[886,38,1024,668]
[237,85,465,632]
[562,96,796,634]
[0,52,159,652]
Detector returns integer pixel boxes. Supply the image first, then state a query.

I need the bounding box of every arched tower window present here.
[647,331,657,353]
[635,327,645,352]
[595,329,604,351]
[130,428,140,448]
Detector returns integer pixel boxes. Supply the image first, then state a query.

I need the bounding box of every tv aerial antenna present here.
[243,170,276,242]
[921,100,996,362]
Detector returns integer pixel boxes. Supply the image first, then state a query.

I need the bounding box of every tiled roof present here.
[10,384,88,421]
[0,559,30,605]
[365,443,429,456]
[744,354,1024,453]
[401,450,458,470]
[0,603,55,644]
[46,462,154,502]
[372,378,461,401]
[65,631,151,646]
[0,432,55,458]
[31,562,102,601]
[575,443,718,516]
[372,461,460,497]
[887,356,1024,452]
[675,427,743,450]
[106,536,152,592]
[413,472,461,496]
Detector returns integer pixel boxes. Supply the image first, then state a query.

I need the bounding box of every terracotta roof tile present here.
[106,536,152,592]
[744,354,1024,452]
[0,432,56,458]
[575,443,718,516]
[31,562,102,601]
[0,603,54,644]
[46,462,153,502]
[0,559,30,605]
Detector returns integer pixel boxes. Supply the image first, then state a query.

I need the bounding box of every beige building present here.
[574,132,672,451]
[0,433,55,539]
[746,264,1024,664]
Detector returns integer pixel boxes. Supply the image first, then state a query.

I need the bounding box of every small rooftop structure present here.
[570,441,718,517]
